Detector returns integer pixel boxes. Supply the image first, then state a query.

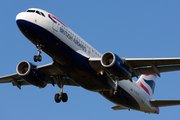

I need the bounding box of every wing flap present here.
[150,100,180,107]
[12,80,30,86]
[125,58,180,68]
[134,65,180,77]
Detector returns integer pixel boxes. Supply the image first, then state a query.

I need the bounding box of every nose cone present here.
[16,12,23,21]
[16,12,26,23]
[15,12,36,43]
[15,11,47,45]
[16,12,27,29]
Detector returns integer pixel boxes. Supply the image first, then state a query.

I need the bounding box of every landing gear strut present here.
[53,76,68,103]
[109,80,118,97]
[104,70,119,97]
[34,43,44,62]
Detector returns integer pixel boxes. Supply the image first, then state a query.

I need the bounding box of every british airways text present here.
[60,27,86,52]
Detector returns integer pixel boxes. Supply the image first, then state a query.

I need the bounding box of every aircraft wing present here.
[150,100,180,107]
[89,57,180,78]
[0,63,80,89]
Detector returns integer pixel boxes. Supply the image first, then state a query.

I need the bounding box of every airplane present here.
[1,8,180,114]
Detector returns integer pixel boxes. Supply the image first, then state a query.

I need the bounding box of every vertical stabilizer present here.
[137,74,157,99]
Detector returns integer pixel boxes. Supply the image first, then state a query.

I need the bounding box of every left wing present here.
[0,62,80,89]
[150,100,180,107]
[89,57,180,78]
[125,58,180,77]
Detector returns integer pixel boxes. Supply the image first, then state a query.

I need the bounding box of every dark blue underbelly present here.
[16,19,110,91]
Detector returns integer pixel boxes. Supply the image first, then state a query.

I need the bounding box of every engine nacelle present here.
[101,52,131,79]
[16,61,47,88]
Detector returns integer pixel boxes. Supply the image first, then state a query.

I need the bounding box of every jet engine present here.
[16,61,47,88]
[101,52,131,79]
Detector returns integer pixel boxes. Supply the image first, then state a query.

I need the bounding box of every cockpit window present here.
[41,12,45,17]
[36,11,41,15]
[27,10,35,12]
[26,9,45,17]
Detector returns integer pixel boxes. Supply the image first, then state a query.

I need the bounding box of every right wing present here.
[0,62,80,89]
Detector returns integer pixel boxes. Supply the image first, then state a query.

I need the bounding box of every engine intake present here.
[17,61,47,88]
[101,52,131,79]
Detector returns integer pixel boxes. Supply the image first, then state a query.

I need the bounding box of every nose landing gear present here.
[34,43,44,62]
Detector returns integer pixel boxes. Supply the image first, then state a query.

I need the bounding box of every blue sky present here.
[1,0,180,120]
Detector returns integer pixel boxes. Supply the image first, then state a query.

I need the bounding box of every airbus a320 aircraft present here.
[1,8,180,114]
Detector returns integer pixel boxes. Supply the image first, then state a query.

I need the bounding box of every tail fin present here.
[137,74,157,99]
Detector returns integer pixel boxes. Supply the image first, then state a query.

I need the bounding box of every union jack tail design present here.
[137,74,157,99]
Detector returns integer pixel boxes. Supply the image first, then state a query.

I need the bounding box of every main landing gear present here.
[109,80,119,97]
[34,43,44,62]
[104,70,120,97]
[53,76,68,103]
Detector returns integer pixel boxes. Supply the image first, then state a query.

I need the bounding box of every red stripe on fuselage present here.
[48,14,67,28]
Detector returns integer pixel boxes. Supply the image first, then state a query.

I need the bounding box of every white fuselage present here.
[16,8,159,114]
[117,80,158,113]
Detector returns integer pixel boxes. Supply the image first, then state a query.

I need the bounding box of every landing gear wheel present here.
[55,93,61,103]
[33,43,44,62]
[62,93,68,102]
[38,55,42,62]
[34,55,38,62]
[53,76,69,103]
[33,55,42,62]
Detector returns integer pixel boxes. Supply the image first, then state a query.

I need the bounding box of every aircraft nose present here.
[16,12,25,22]
[15,12,35,42]
[16,12,27,28]
[15,11,47,45]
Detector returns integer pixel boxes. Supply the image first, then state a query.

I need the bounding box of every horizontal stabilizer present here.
[111,106,127,110]
[150,100,180,107]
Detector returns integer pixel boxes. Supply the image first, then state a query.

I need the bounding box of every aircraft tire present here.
[38,55,42,62]
[62,93,68,102]
[55,93,61,103]
[34,55,38,62]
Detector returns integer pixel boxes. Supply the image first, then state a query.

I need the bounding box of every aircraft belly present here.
[17,19,110,91]
[99,86,140,110]
[53,56,111,91]
[16,19,73,66]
